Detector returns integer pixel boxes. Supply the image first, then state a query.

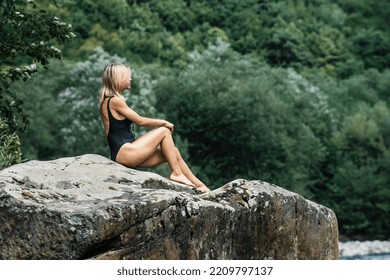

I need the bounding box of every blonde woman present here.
[99,64,210,193]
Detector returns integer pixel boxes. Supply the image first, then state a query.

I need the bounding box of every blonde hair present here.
[99,64,131,106]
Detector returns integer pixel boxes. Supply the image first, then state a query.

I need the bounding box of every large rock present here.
[0,154,338,259]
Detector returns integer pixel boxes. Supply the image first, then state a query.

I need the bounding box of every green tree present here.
[326,103,390,239]
[155,41,332,192]
[350,29,390,71]
[12,59,72,160]
[0,0,74,168]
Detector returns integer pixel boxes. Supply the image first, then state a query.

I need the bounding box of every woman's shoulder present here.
[110,95,126,104]
[110,95,128,109]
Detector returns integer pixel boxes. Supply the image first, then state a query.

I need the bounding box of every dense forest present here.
[1,0,389,240]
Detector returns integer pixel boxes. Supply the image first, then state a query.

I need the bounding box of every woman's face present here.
[124,69,132,90]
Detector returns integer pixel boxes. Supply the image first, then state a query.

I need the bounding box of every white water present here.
[339,240,390,260]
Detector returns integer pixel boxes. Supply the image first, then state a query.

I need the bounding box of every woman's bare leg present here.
[137,148,163,168]
[116,127,193,186]
[138,147,210,192]
[174,148,210,192]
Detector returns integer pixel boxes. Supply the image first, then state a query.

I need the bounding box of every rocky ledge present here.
[0,154,338,260]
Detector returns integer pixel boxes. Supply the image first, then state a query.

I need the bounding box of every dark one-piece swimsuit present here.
[103,96,135,161]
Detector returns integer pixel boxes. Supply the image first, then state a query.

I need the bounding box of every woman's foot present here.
[170,173,194,187]
[195,184,211,193]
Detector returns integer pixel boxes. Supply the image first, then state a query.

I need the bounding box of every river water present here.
[339,240,390,260]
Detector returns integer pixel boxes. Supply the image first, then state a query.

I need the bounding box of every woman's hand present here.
[163,121,174,132]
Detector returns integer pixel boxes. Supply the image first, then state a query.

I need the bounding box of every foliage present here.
[0,118,22,169]
[325,102,390,239]
[12,59,72,160]
[155,41,333,192]
[0,0,74,168]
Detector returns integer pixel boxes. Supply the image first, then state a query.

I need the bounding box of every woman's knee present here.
[156,126,171,136]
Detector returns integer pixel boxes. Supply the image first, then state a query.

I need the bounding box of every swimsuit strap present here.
[106,96,114,118]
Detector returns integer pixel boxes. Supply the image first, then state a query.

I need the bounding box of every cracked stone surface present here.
[0,154,338,260]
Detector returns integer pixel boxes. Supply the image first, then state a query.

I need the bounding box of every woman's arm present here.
[111,97,174,131]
